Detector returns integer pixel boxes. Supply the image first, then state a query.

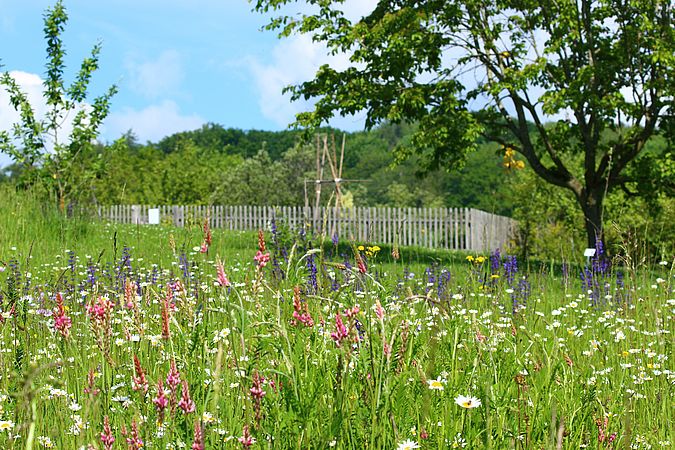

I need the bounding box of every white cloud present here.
[125,50,184,99]
[340,0,379,22]
[103,100,204,143]
[0,70,92,148]
[1,70,203,149]
[248,33,354,128]
[247,0,377,130]
[0,71,45,133]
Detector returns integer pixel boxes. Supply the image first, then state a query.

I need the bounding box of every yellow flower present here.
[503,147,525,170]
[466,255,474,262]
[476,256,485,264]
[491,274,500,279]
[364,245,381,258]
[357,245,365,251]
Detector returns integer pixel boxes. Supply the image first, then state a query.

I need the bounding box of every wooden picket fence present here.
[97,205,517,252]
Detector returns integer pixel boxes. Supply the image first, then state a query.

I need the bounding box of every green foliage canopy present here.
[252,0,674,247]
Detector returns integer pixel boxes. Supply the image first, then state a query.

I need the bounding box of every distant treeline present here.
[1,122,672,260]
[0,122,516,213]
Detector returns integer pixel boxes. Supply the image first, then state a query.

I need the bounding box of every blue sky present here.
[0,0,374,154]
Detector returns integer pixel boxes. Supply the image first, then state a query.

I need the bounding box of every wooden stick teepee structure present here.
[304,133,368,231]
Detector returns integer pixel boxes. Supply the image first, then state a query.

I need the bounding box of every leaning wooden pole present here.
[313,134,328,231]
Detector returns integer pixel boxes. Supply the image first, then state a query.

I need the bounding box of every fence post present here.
[131,205,141,225]
[173,206,184,227]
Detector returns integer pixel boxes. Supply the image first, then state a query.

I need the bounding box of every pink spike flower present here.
[100,416,115,450]
[178,380,196,413]
[238,424,256,449]
[254,250,270,269]
[330,312,349,346]
[216,257,231,287]
[125,420,143,450]
[166,359,181,392]
[153,379,169,412]
[132,354,149,394]
[192,420,205,450]
[53,292,72,338]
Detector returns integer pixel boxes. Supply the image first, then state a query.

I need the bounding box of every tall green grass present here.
[0,190,672,449]
[0,186,258,266]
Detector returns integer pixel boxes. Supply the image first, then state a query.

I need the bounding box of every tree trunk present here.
[579,189,604,249]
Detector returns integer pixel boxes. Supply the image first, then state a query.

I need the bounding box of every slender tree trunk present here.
[58,182,66,214]
[579,189,604,249]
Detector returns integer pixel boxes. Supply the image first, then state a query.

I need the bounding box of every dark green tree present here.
[0,1,117,210]
[156,123,305,160]
[252,0,674,247]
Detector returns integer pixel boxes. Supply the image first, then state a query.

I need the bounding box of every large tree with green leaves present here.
[253,0,673,247]
[0,1,116,211]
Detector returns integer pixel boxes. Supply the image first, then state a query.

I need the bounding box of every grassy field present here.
[0,189,672,449]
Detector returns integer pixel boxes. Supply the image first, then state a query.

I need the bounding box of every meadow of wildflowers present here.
[0,212,673,449]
